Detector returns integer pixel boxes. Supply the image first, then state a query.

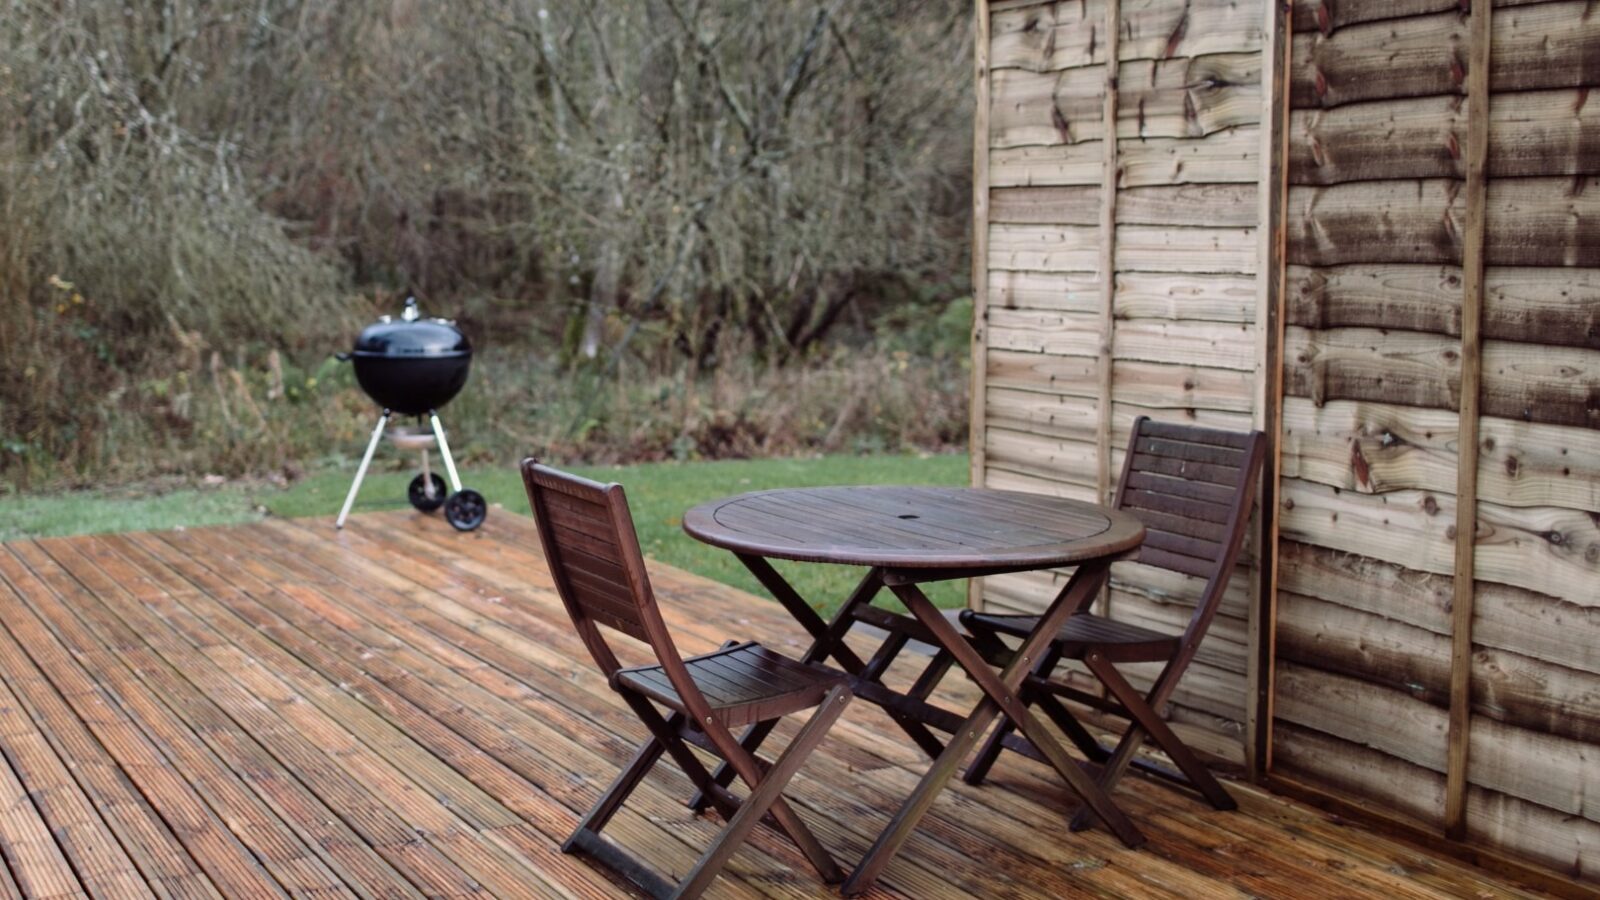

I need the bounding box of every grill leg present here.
[428,411,463,493]
[337,410,390,529]
[420,448,436,500]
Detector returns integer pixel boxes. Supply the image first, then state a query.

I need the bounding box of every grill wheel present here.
[445,489,488,532]
[408,473,448,512]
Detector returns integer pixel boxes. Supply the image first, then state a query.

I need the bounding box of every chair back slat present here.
[1111,417,1267,650]
[1120,486,1232,525]
[531,481,652,641]
[520,462,698,689]
[1122,470,1237,506]
[1132,435,1247,469]
[1137,418,1256,449]
[1140,531,1224,576]
[1127,452,1240,487]
[1134,546,1219,581]
[1119,501,1229,544]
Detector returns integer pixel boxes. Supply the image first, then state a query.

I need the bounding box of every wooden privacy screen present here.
[971,0,1600,884]
[971,0,1271,769]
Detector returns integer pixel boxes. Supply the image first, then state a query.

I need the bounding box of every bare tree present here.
[420,0,972,365]
[0,0,972,478]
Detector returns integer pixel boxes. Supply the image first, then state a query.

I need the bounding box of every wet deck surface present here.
[0,510,1553,898]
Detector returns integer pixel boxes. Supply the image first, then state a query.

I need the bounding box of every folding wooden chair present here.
[521,461,853,899]
[959,418,1266,830]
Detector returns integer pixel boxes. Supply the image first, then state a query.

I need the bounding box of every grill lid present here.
[352,298,471,358]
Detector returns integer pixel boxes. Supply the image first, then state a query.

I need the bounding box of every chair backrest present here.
[1109,417,1267,649]
[520,461,712,711]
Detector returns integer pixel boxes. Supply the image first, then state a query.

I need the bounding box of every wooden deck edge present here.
[1261,773,1592,900]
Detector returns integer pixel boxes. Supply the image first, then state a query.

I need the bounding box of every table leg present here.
[901,568,1143,843]
[841,695,1006,896]
[735,555,948,759]
[737,554,876,671]
[841,563,1144,896]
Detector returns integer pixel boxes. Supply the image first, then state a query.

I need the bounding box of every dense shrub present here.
[0,1,971,488]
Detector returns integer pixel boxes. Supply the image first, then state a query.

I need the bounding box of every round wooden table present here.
[683,485,1148,895]
[683,485,1145,570]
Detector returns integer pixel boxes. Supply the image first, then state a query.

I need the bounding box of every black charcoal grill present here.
[335,297,487,531]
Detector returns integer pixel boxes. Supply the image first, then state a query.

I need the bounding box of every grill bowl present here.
[351,353,470,415]
[346,301,472,415]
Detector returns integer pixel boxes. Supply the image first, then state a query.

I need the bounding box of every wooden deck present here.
[0,510,1555,899]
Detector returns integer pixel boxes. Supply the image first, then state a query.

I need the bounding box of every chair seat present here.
[961,611,1181,664]
[614,642,846,727]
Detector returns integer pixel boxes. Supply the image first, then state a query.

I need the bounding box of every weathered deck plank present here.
[0,510,1559,899]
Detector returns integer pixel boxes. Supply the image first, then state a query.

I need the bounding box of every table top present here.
[682,485,1145,569]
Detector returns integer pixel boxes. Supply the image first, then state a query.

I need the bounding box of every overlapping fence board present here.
[973,0,1266,765]
[1270,0,1600,883]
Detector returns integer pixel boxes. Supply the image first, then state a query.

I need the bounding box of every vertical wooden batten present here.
[967,0,992,611]
[1249,0,1293,781]
[1094,0,1120,618]
[1445,0,1493,842]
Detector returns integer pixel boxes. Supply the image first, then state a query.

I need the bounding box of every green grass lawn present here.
[1,453,970,612]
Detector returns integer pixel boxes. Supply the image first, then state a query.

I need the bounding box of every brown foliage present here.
[0,0,973,485]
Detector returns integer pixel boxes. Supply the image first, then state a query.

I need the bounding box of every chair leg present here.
[564,714,673,850]
[692,631,911,813]
[625,695,743,823]
[689,719,775,812]
[572,691,850,899]
[965,691,1107,787]
[566,829,677,899]
[742,695,852,886]
[1068,651,1235,832]
[688,642,762,813]
[564,711,687,899]
[679,685,852,898]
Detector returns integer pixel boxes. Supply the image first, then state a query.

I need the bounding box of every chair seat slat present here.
[616,643,843,727]
[960,611,1180,662]
[707,649,814,695]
